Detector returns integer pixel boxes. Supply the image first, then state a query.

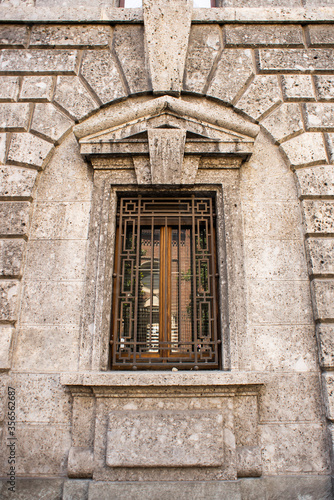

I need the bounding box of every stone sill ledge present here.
[60,371,265,388]
[0,7,334,23]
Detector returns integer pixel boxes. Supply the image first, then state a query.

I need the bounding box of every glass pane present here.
[179,227,193,352]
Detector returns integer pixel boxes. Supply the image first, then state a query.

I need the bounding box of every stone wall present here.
[0,1,334,498]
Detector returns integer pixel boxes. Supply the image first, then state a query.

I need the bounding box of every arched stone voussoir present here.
[260,103,304,145]
[7,132,54,170]
[279,132,328,169]
[30,103,74,145]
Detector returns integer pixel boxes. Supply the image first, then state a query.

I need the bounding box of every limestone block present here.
[261,103,303,143]
[258,49,334,73]
[249,326,317,372]
[21,281,84,325]
[322,373,334,420]
[106,410,225,467]
[311,279,334,321]
[281,75,315,101]
[237,447,262,478]
[0,165,37,197]
[30,202,90,239]
[19,76,54,101]
[113,25,151,94]
[68,447,94,478]
[0,479,64,500]
[302,200,334,234]
[0,133,7,164]
[304,103,334,131]
[326,133,334,163]
[0,325,13,370]
[25,240,86,280]
[184,25,221,94]
[280,132,327,167]
[243,201,302,240]
[7,132,54,168]
[295,165,334,197]
[207,49,254,104]
[307,25,334,47]
[71,395,95,448]
[0,50,78,74]
[0,280,19,321]
[147,128,186,184]
[0,103,31,131]
[30,103,73,143]
[0,201,30,236]
[224,25,303,47]
[222,0,301,5]
[0,239,25,277]
[30,25,112,47]
[314,76,334,101]
[317,324,334,370]
[80,50,126,104]
[0,25,28,46]
[143,0,192,94]
[62,480,89,500]
[306,238,334,275]
[0,76,20,101]
[13,326,80,372]
[236,75,282,120]
[54,76,99,121]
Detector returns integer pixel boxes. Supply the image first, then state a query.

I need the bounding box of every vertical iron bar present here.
[133,195,141,367]
[191,195,197,364]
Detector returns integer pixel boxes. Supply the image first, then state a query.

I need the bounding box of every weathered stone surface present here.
[68,447,94,478]
[143,0,192,94]
[63,480,89,500]
[296,164,334,197]
[30,202,90,239]
[30,25,112,47]
[314,76,334,101]
[302,200,334,234]
[0,165,37,197]
[0,280,20,321]
[261,103,303,143]
[304,103,334,131]
[258,49,334,73]
[311,279,334,320]
[107,410,225,467]
[322,373,334,419]
[0,239,25,277]
[147,128,186,184]
[0,25,28,46]
[0,479,63,500]
[31,103,73,143]
[20,76,54,101]
[306,238,334,275]
[281,75,315,101]
[280,132,327,167]
[0,103,31,131]
[325,132,334,163]
[0,201,30,236]
[113,25,151,94]
[0,49,78,74]
[53,76,99,121]
[207,49,254,103]
[221,0,301,5]
[0,133,7,164]
[307,25,334,47]
[0,76,20,101]
[224,24,303,47]
[184,25,221,93]
[0,324,13,369]
[243,201,302,240]
[80,50,126,104]
[7,132,54,168]
[317,324,334,370]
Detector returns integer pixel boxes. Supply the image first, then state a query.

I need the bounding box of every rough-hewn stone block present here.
[317,325,334,370]
[307,25,334,47]
[30,103,73,143]
[224,24,303,47]
[237,75,282,120]
[0,165,37,197]
[0,50,78,74]
[322,373,334,419]
[207,49,254,103]
[312,279,334,320]
[0,201,30,236]
[0,239,25,277]
[0,76,20,101]
[315,76,334,101]
[0,103,31,131]
[184,25,221,94]
[19,76,54,102]
[258,49,334,73]
[261,103,303,143]
[280,132,327,167]
[30,25,112,47]
[306,238,334,276]
[80,50,126,105]
[325,133,334,163]
[30,202,90,239]
[304,103,334,131]
[113,25,151,94]
[0,133,7,163]
[54,76,99,120]
[302,200,334,234]
[0,25,28,46]
[0,280,20,321]
[0,324,13,369]
[7,132,54,168]
[62,480,89,500]
[281,75,315,101]
[296,165,334,197]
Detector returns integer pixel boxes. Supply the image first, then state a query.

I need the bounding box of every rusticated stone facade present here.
[0,0,334,498]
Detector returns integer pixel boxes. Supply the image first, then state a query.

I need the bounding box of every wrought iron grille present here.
[110,195,220,369]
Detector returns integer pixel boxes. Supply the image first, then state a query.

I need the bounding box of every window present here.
[110,195,220,370]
